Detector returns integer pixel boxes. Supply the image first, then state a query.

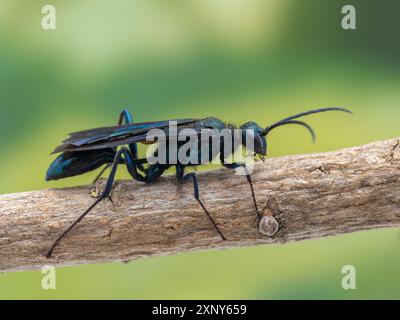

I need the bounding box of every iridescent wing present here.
[52,118,204,153]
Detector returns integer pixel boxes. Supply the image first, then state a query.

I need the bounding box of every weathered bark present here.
[0,138,400,272]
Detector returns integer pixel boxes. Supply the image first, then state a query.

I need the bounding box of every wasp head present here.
[240,107,352,161]
[240,121,267,159]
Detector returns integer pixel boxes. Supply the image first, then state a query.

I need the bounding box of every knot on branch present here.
[258,212,279,236]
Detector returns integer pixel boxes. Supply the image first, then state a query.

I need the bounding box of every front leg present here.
[176,165,226,240]
[222,162,262,221]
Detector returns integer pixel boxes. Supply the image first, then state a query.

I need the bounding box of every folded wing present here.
[52,119,203,153]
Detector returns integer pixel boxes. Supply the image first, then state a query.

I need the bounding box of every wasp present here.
[45,107,351,257]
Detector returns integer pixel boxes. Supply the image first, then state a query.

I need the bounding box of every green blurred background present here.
[1,0,400,299]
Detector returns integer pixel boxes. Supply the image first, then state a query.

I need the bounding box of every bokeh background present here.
[1,0,400,299]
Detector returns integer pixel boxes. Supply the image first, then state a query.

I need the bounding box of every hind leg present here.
[117,109,140,160]
[92,109,144,184]
[47,148,129,257]
[47,148,167,257]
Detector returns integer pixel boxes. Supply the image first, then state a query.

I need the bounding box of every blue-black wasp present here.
[45,107,351,257]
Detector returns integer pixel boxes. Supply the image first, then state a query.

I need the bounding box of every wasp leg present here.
[46,148,127,258]
[176,166,226,240]
[118,109,145,172]
[122,149,168,183]
[222,162,262,221]
[92,109,146,184]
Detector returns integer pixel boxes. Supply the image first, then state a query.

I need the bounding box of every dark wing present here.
[52,118,204,154]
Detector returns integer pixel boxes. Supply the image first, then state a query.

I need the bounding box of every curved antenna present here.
[266,120,316,143]
[263,107,351,136]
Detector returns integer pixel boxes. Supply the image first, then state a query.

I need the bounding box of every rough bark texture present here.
[1,138,400,272]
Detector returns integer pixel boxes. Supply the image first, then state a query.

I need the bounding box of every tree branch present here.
[1,137,400,272]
